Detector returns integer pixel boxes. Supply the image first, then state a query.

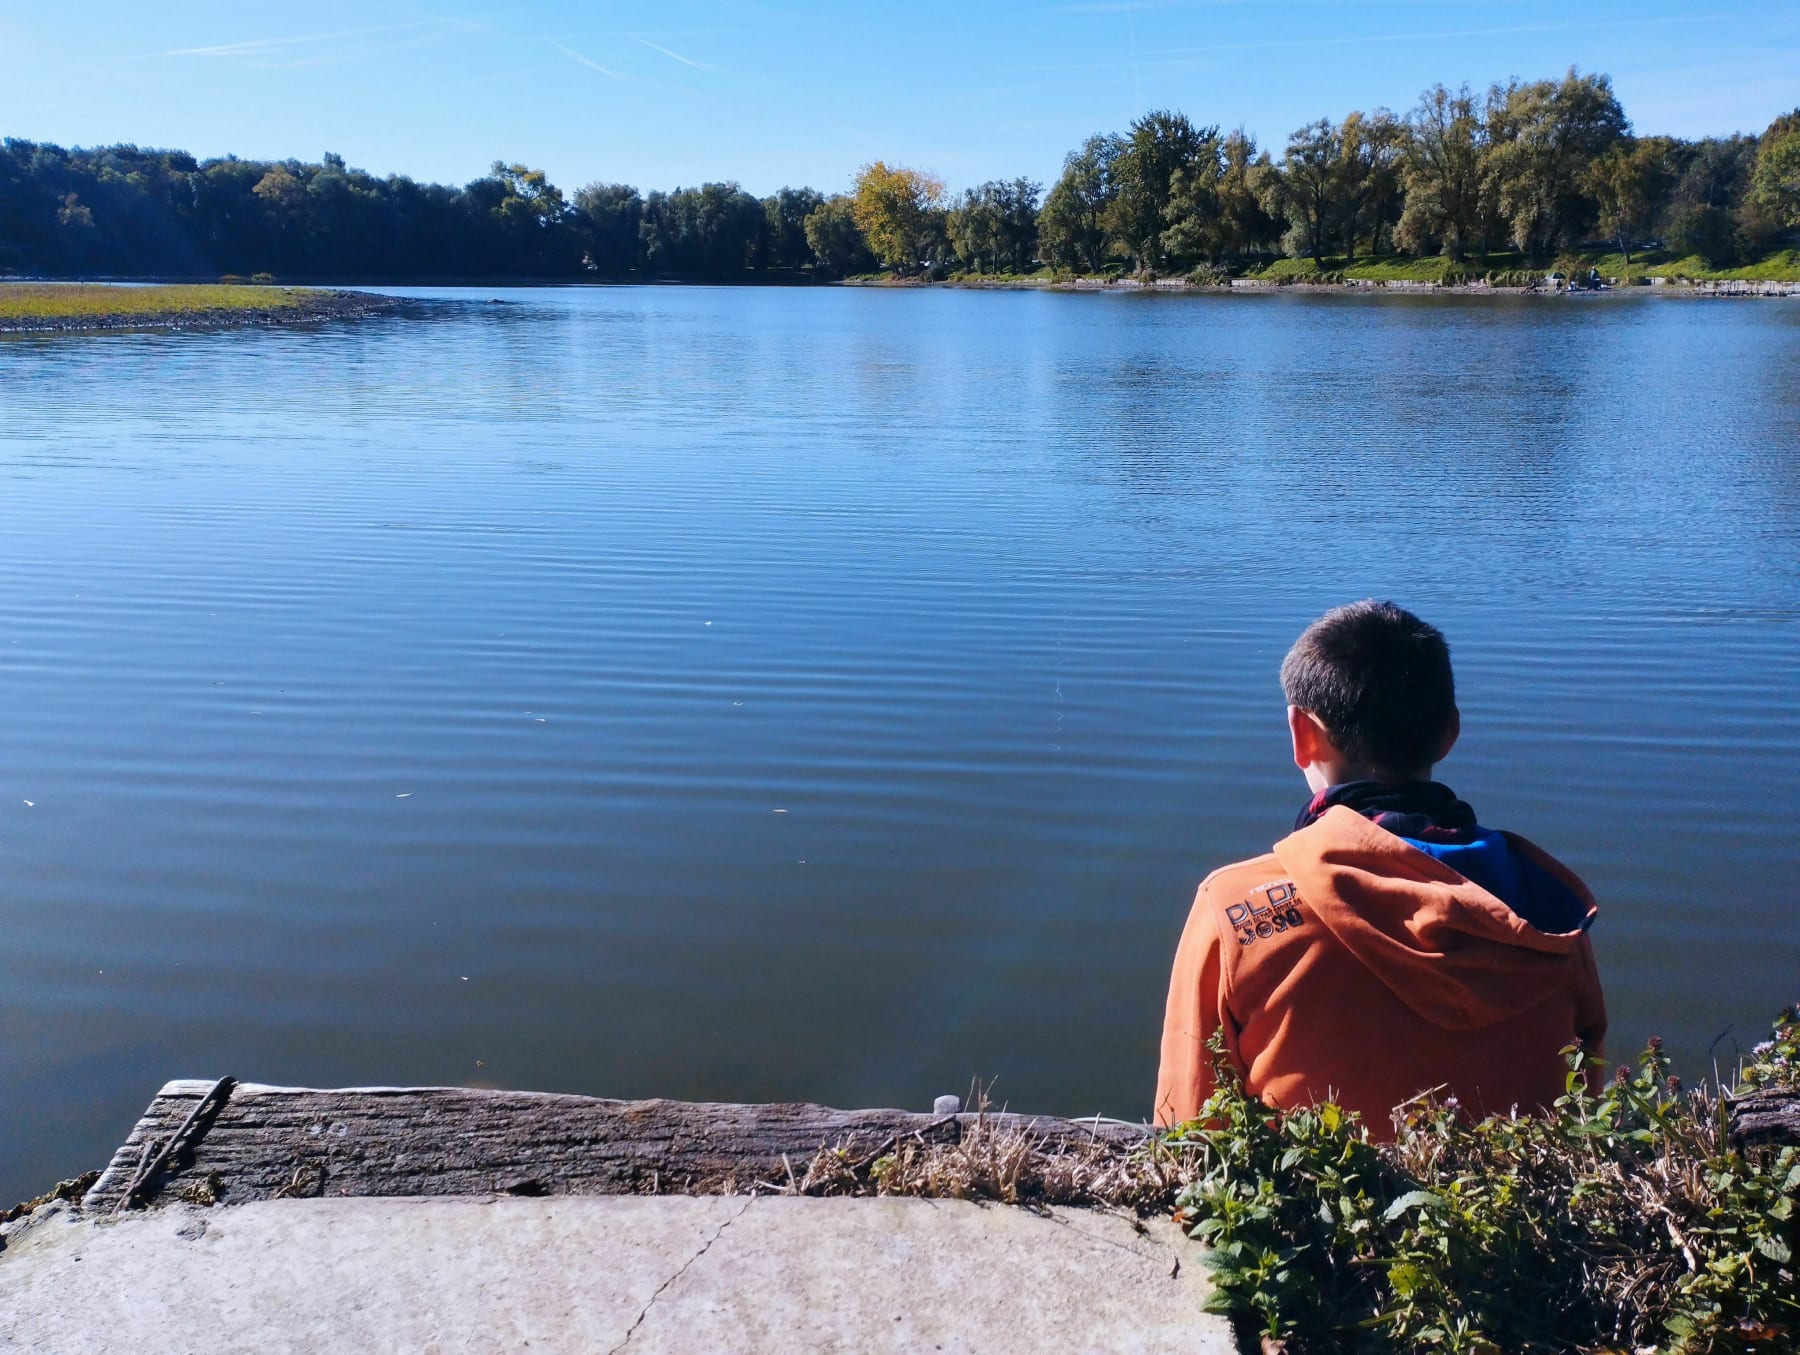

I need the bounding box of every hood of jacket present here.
[1271,805,1597,1032]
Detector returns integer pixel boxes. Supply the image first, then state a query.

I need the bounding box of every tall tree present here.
[802,195,874,277]
[471,162,578,275]
[1162,131,1281,266]
[1482,69,1628,258]
[850,162,945,272]
[1396,84,1486,259]
[1586,139,1673,262]
[573,182,643,275]
[1038,134,1121,272]
[1105,111,1217,270]
[947,186,1006,273]
[1750,109,1800,229]
[1335,109,1404,260]
[995,177,1041,271]
[1271,119,1340,262]
[639,183,764,275]
[946,178,1040,273]
[763,187,825,270]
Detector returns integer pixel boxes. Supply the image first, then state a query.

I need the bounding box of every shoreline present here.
[8,277,1798,309]
[850,274,1800,298]
[0,286,407,336]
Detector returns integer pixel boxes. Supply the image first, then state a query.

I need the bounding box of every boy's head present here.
[1280,601,1459,787]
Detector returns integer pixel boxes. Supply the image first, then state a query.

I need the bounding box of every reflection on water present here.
[1,287,1797,1200]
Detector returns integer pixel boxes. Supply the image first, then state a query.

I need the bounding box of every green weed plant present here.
[1167,1006,1800,1353]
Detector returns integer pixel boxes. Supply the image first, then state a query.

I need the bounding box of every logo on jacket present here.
[1227,881,1306,947]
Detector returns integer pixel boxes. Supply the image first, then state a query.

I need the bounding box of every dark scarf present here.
[1295,780,1480,845]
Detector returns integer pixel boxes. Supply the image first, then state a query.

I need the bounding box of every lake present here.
[2,285,1797,1202]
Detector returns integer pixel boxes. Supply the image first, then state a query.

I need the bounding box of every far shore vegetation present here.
[3,69,1797,289]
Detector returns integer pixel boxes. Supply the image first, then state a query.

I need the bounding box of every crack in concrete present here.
[609,1198,752,1353]
[1042,1209,1174,1266]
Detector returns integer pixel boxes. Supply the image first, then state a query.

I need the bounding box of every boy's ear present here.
[1434,706,1462,764]
[1288,705,1334,771]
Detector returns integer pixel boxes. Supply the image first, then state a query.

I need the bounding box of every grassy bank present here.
[1585,247,1800,282]
[908,244,1800,290]
[0,282,399,333]
[1244,246,1800,286]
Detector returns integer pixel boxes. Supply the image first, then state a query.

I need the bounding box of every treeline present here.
[2,69,1796,282]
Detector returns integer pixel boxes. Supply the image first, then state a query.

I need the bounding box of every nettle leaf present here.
[1383,1189,1447,1221]
[1388,1261,1429,1297]
[1754,1233,1792,1263]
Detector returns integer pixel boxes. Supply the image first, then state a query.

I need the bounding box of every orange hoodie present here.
[1155,806,1606,1135]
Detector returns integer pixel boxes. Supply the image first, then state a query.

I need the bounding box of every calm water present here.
[2,286,1797,1200]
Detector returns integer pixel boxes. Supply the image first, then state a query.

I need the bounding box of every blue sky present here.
[2,2,1795,197]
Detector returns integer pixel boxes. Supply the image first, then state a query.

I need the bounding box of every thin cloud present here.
[1194,14,1717,54]
[1050,0,1244,12]
[551,40,621,80]
[635,37,714,72]
[1012,13,1724,75]
[149,20,444,59]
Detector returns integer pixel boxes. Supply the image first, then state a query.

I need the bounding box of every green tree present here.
[1162,131,1281,267]
[469,162,578,275]
[1750,108,1800,228]
[947,186,1005,273]
[1039,134,1120,271]
[994,176,1041,270]
[488,163,568,233]
[1219,131,1280,262]
[573,182,643,275]
[1586,138,1673,262]
[850,162,945,272]
[1666,203,1737,266]
[1161,156,1222,263]
[1105,110,1217,271]
[1270,118,1340,262]
[639,183,764,275]
[1660,134,1760,266]
[763,187,825,270]
[1397,84,1485,259]
[1482,69,1627,258]
[946,178,1039,273]
[1334,109,1404,260]
[54,192,96,273]
[802,194,874,277]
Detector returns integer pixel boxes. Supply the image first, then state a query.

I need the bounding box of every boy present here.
[1155,600,1606,1133]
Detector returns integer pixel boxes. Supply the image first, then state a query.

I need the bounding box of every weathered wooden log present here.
[1728,1089,1800,1150]
[82,1081,1149,1212]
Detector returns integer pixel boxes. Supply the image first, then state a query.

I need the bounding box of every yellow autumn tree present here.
[850,161,946,272]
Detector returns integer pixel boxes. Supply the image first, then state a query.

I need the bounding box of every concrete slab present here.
[0,1196,1234,1354]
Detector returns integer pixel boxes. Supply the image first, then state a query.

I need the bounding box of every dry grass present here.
[0,283,305,322]
[749,1094,1199,1210]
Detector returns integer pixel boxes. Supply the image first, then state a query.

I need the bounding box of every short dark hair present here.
[1279,601,1456,776]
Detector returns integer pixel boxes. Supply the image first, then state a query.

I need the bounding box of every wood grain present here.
[83,1082,1148,1211]
[1728,1089,1800,1150]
